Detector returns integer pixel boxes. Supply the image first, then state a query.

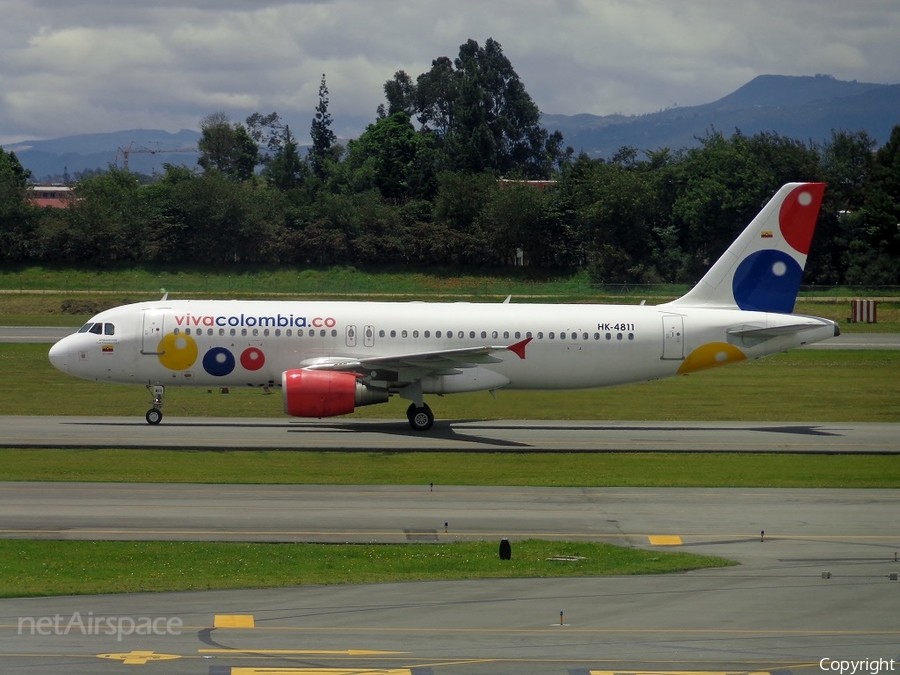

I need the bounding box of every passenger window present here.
[424,330,430,338]
[390,330,396,338]
[320,329,326,337]
[492,331,498,339]
[526,331,532,338]
[402,330,408,338]
[230,329,236,337]
[515,331,521,339]
[560,332,566,341]
[469,331,475,339]
[481,331,487,339]
[436,331,442,338]
[503,331,509,339]
[413,330,419,338]
[549,332,555,340]
[537,332,544,339]
[379,330,385,338]
[274,329,280,337]
[286,329,292,337]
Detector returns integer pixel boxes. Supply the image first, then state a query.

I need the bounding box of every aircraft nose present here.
[48,339,69,373]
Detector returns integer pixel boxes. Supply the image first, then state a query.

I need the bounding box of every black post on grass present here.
[499,538,511,560]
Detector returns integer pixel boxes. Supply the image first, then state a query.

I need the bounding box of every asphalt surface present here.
[1,484,898,674]
[3,415,899,453]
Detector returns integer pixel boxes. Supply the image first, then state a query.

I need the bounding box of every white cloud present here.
[0,0,898,144]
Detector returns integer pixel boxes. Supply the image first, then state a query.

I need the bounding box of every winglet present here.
[507,337,533,359]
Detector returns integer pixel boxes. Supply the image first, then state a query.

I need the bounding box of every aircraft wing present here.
[301,337,532,376]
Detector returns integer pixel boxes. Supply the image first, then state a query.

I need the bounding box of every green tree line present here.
[1,38,898,286]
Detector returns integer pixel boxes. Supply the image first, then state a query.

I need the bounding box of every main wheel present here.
[408,404,434,432]
[146,408,163,425]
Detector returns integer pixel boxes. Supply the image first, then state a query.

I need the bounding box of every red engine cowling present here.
[282,369,388,418]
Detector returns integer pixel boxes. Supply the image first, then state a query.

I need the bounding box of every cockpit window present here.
[76,322,115,335]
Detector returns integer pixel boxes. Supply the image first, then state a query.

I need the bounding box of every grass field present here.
[3,448,898,487]
[1,265,898,331]
[0,539,734,598]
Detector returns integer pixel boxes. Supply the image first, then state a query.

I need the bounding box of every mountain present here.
[5,129,202,182]
[542,74,900,158]
[5,74,899,179]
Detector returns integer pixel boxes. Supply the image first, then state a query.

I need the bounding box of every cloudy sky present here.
[1,0,898,145]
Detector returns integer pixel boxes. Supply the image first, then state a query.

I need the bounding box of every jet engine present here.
[282,369,389,418]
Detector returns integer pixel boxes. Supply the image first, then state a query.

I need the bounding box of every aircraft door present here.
[661,315,684,360]
[141,310,166,355]
[346,325,357,348]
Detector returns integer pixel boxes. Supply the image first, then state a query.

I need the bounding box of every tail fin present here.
[665,182,826,313]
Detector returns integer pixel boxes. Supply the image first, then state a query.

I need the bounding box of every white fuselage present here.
[48,299,838,394]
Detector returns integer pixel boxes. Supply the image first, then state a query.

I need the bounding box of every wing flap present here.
[302,338,532,376]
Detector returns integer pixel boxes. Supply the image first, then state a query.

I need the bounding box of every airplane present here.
[48,182,839,431]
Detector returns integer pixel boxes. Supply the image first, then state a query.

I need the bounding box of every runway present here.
[2,414,899,452]
[1,483,898,674]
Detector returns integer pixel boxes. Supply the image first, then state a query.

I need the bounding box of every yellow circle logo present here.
[677,342,746,375]
[157,333,198,371]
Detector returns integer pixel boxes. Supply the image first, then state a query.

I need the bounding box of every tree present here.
[309,74,337,180]
[841,125,900,284]
[381,38,561,179]
[378,70,416,119]
[342,112,436,201]
[246,111,286,163]
[43,168,148,263]
[263,126,307,192]
[197,112,259,181]
[0,147,36,262]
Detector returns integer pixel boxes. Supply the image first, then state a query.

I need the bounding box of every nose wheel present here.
[145,384,165,425]
[406,403,434,431]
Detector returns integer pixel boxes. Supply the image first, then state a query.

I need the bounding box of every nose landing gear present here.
[145,384,165,425]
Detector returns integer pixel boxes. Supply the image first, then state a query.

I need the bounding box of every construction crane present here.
[115,142,198,171]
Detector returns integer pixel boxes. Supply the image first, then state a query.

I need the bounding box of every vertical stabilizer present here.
[665,182,825,313]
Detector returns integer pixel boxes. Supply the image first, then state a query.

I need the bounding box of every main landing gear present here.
[406,403,434,432]
[145,384,165,425]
